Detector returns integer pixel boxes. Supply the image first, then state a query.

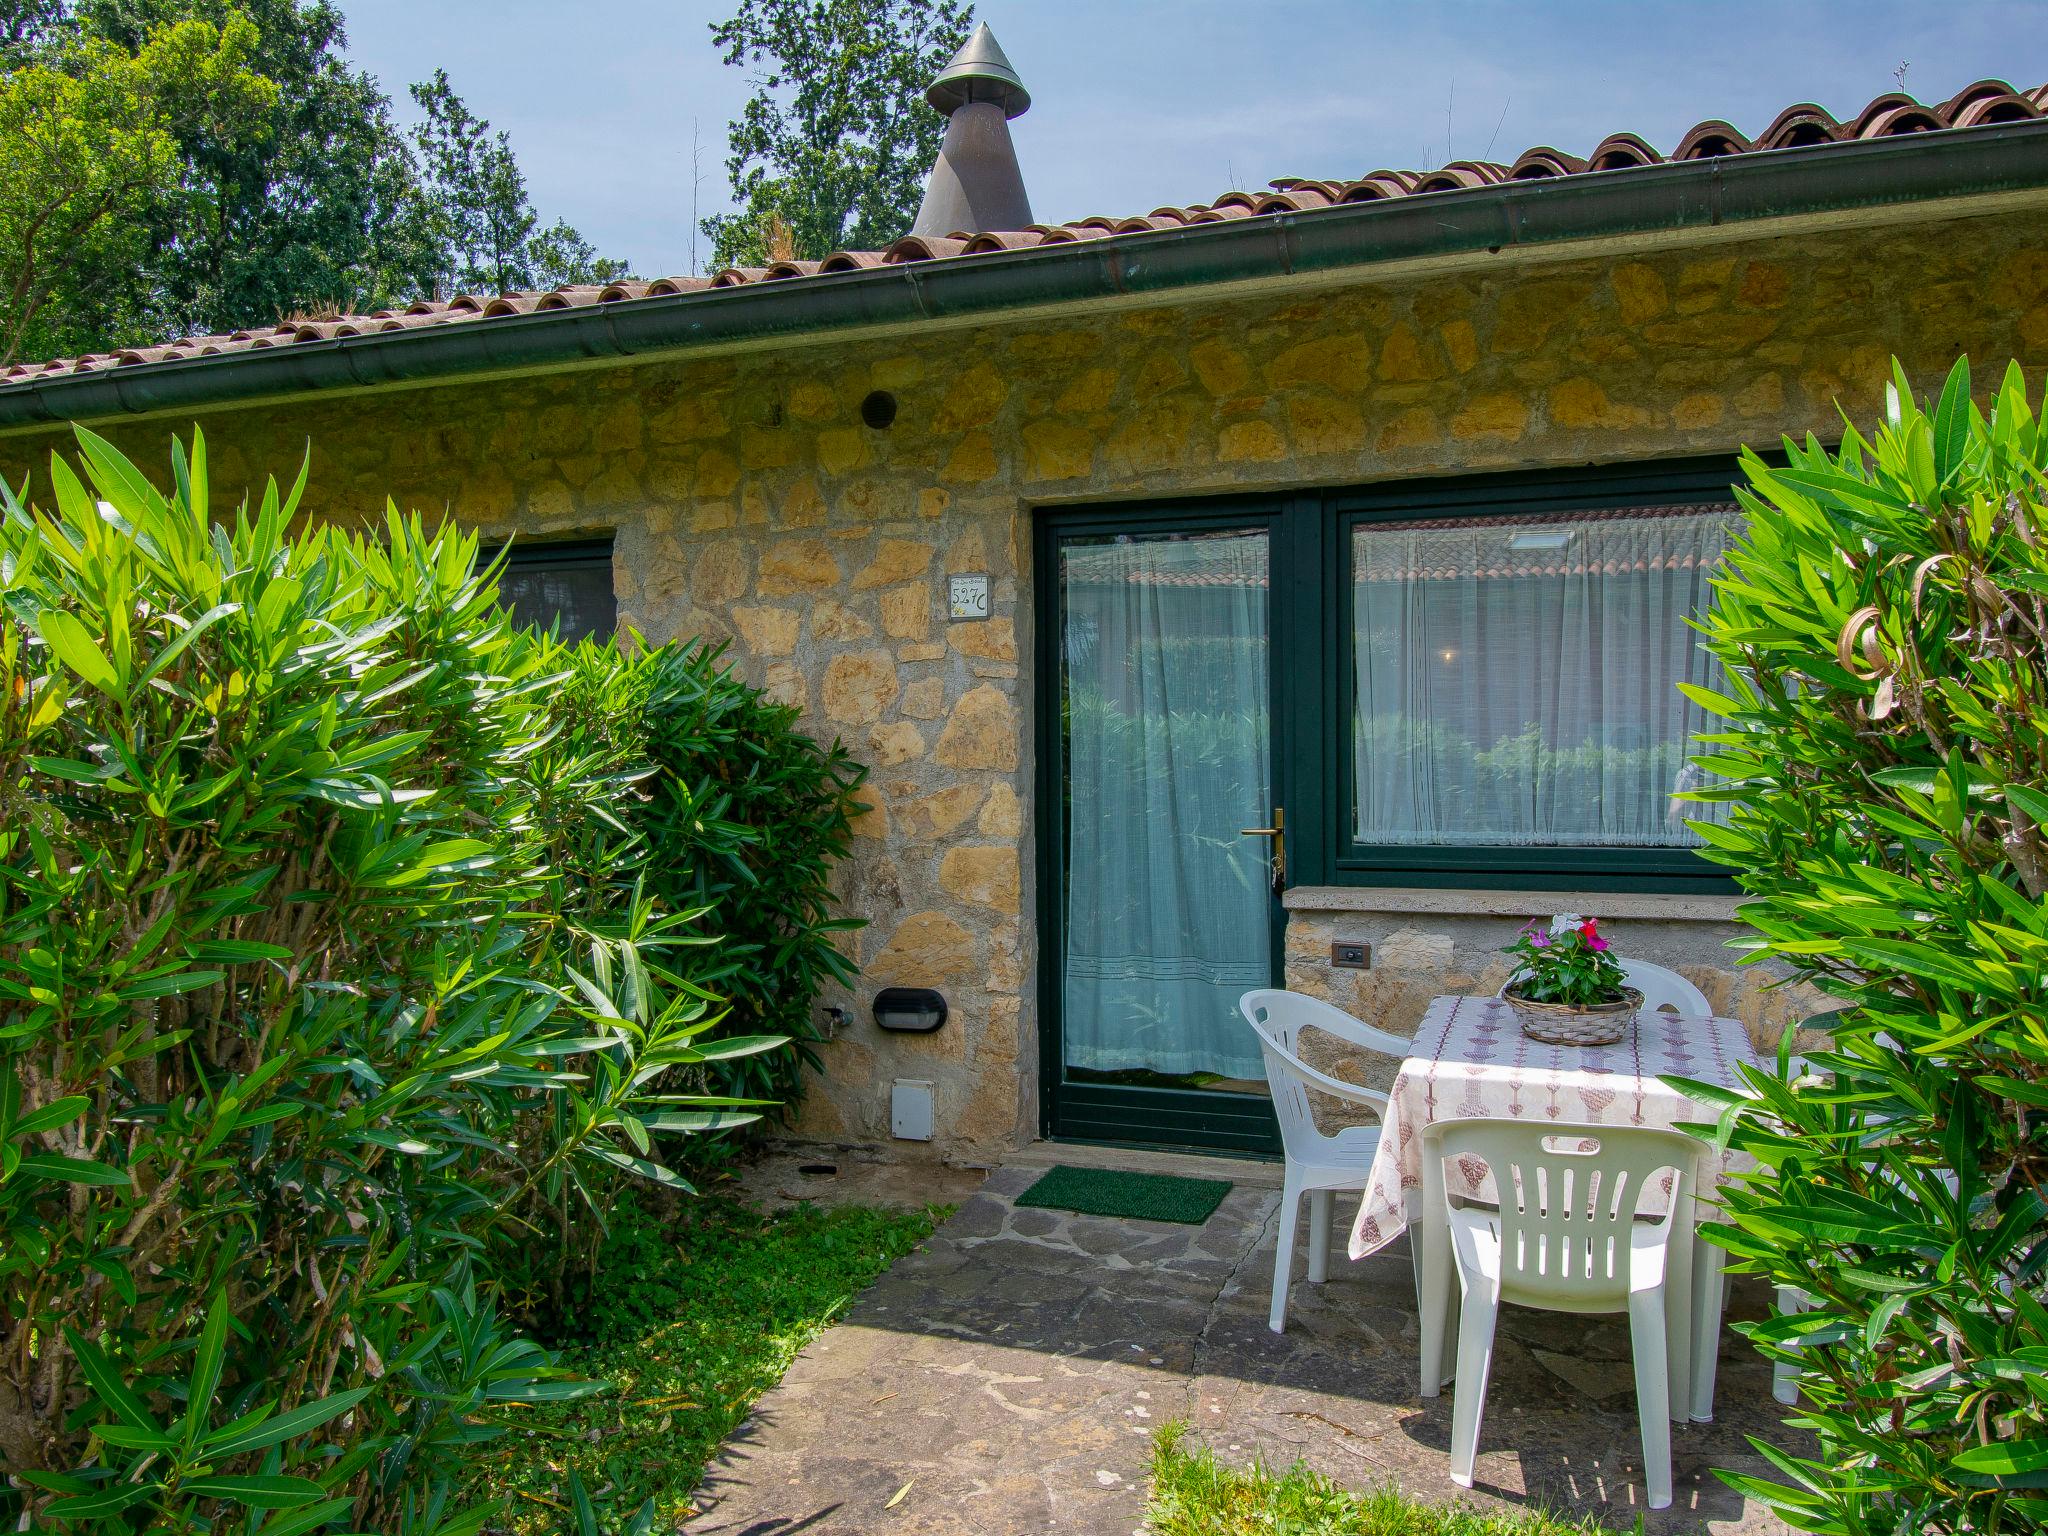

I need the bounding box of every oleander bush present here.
[604,641,865,1116]
[1681,358,2048,1534]
[0,428,862,1532]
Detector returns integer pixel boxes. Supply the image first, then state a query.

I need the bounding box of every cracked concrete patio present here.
[685,1161,1802,1536]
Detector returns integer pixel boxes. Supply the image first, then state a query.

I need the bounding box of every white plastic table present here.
[1346,994,1761,1422]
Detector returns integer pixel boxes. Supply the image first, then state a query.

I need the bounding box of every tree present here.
[703,0,973,271]
[70,0,440,332]
[1,1,625,360]
[411,67,626,296]
[529,217,630,289]
[0,14,274,364]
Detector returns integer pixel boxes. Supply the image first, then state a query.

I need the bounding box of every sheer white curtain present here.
[1062,532,1270,1081]
[1352,506,1735,848]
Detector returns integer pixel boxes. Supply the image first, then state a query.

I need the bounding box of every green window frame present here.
[1275,456,1745,895]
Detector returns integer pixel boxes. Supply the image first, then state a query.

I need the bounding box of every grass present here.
[473,1193,942,1533]
[1149,1423,1611,1536]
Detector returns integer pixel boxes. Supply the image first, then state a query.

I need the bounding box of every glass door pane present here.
[1057,527,1275,1100]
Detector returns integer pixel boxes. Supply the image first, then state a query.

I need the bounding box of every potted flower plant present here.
[1498,913,1642,1045]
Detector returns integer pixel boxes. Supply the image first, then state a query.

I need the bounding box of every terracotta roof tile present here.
[7,76,2041,383]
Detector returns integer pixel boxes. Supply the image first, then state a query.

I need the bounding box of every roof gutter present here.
[7,120,2048,432]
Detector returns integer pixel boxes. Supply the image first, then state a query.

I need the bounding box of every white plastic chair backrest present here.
[1425,1118,1699,1308]
[1619,959,1711,1018]
[1237,990,1403,1165]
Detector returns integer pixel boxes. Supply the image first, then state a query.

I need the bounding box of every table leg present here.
[1690,1233,1728,1423]
[1413,1188,1453,1398]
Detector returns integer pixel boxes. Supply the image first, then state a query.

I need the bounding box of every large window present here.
[490,538,617,642]
[1323,464,1742,889]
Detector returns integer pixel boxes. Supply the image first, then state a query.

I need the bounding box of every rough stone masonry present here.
[4,207,2043,1161]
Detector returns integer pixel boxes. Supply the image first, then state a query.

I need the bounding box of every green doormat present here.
[1015,1164,1234,1224]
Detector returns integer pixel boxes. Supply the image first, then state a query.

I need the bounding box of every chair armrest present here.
[1263,1037,1392,1117]
[1296,1002,1412,1060]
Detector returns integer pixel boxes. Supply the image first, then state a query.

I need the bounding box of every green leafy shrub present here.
[587,640,865,1117]
[1682,358,2048,1533]
[0,429,823,1531]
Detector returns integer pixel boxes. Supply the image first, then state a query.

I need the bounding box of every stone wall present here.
[4,207,2042,1162]
[1278,892,1827,1124]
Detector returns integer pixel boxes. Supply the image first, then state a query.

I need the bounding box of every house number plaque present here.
[948,574,990,620]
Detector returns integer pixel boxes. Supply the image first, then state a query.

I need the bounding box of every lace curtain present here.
[1061,532,1270,1080]
[1351,506,1736,848]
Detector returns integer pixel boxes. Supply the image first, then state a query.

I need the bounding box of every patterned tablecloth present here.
[1347,994,1763,1261]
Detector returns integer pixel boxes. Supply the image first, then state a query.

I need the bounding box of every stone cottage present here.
[5,34,2047,1162]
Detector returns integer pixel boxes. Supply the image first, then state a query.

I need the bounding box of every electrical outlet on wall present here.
[1330,940,1370,970]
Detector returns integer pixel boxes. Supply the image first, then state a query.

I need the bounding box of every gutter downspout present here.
[6,120,2048,432]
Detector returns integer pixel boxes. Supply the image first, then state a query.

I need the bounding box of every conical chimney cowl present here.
[911,23,1033,237]
[926,22,1030,119]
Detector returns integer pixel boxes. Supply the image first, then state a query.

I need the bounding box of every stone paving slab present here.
[686,1165,1804,1535]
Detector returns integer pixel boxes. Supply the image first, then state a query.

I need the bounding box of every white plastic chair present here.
[1620,959,1712,1018]
[1238,990,1408,1333]
[1423,1118,1701,1511]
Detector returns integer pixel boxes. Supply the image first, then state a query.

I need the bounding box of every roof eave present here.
[7,119,2048,433]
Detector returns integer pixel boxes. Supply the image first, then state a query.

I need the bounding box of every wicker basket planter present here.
[1501,983,1645,1047]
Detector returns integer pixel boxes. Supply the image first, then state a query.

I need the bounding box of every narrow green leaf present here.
[34,607,119,693]
[17,1153,130,1187]
[11,1093,89,1138]
[205,1385,374,1458]
[62,1327,160,1433]
[183,1293,232,1448]
[177,1475,328,1509]
[1930,353,1971,482]
[569,1468,600,1536]
[45,1482,160,1519]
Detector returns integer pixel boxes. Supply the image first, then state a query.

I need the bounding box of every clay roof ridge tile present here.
[1506,146,1589,179]
[1585,131,1664,171]
[883,234,969,262]
[961,229,1052,253]
[1671,120,1753,160]
[1944,83,2043,128]
[818,251,888,272]
[1753,103,1843,150]
[1844,89,1945,139]
[1936,77,2020,117]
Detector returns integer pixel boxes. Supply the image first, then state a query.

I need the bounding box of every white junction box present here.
[890,1079,935,1141]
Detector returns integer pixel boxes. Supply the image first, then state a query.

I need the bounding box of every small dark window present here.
[488,537,617,643]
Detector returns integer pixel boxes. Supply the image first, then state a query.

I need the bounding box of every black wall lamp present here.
[873,986,947,1033]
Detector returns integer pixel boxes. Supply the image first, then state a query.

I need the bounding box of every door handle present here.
[1239,806,1286,894]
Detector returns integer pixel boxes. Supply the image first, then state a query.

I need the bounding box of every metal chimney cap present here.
[925,22,1030,119]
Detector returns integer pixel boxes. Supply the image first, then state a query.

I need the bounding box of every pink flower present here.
[1587,934,1610,952]
[1527,928,1550,948]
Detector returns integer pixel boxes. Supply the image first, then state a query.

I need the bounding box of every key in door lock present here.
[1238,806,1286,894]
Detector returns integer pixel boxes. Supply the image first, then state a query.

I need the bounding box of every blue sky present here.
[338,1,2048,280]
